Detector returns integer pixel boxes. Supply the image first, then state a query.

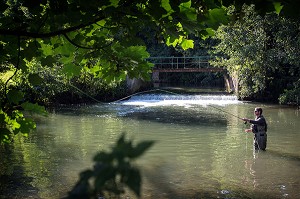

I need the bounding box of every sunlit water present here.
[1,93,300,199]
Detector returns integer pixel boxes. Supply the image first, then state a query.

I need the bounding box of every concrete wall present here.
[126,77,151,93]
[223,72,238,94]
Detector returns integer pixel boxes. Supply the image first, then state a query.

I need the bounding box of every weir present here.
[127,57,238,94]
[119,93,241,107]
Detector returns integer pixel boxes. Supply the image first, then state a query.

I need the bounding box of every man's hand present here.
[242,118,250,122]
[245,129,252,133]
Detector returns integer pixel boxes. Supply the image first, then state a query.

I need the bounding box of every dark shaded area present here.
[0,167,40,199]
[159,72,225,88]
[267,149,300,162]
[143,167,273,199]
[0,146,40,199]
[121,107,228,127]
[142,164,283,199]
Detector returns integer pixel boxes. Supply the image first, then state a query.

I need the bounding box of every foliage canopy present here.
[210,4,300,101]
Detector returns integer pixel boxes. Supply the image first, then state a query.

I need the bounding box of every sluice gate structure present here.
[147,56,237,93]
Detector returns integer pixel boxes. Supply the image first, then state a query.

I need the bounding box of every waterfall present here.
[119,93,241,107]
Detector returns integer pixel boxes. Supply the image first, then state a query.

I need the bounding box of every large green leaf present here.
[273,2,283,15]
[21,102,48,116]
[39,42,53,56]
[179,1,197,21]
[28,74,43,86]
[15,117,36,135]
[205,7,229,29]
[7,90,24,104]
[181,38,194,50]
[62,63,82,78]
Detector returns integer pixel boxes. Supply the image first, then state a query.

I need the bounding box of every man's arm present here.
[249,117,266,125]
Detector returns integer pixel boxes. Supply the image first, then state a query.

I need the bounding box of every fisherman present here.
[242,107,268,151]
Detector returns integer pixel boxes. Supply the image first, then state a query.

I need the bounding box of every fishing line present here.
[45,78,247,124]
[109,88,172,103]
[37,71,244,118]
[47,83,252,150]
[210,105,248,125]
[112,87,247,124]
[46,75,172,104]
[207,104,244,121]
[109,88,190,103]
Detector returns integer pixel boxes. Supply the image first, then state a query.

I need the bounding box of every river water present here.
[1,92,300,199]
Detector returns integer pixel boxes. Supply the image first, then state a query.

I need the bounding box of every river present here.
[1,91,300,199]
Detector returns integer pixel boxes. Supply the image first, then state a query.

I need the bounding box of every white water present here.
[120,94,241,107]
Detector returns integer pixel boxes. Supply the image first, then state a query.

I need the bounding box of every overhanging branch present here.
[0,16,105,39]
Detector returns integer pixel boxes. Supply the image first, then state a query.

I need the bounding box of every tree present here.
[210,4,300,101]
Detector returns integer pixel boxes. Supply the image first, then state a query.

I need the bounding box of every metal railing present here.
[147,56,214,69]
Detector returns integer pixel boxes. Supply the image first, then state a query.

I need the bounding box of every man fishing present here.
[242,107,268,151]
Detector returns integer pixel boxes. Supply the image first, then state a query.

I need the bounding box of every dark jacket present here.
[249,115,267,134]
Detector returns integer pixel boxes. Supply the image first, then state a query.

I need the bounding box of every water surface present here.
[1,93,300,198]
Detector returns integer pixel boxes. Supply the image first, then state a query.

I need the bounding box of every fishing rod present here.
[207,104,247,124]
[110,89,165,103]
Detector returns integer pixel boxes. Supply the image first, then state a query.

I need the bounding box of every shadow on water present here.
[125,112,227,126]
[121,108,228,127]
[50,103,229,127]
[0,146,40,199]
[266,149,300,162]
[142,162,279,199]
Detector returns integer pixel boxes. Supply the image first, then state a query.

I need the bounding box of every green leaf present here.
[166,36,179,47]
[0,128,12,143]
[201,28,215,39]
[40,56,56,67]
[181,38,194,50]
[7,90,24,104]
[25,41,41,60]
[9,118,21,131]
[21,102,48,116]
[94,165,116,188]
[62,63,81,78]
[28,74,43,86]
[180,1,197,21]
[16,117,36,135]
[39,42,53,56]
[54,41,76,56]
[206,7,229,29]
[161,0,173,13]
[273,2,283,15]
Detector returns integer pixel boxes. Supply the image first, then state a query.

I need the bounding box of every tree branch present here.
[63,33,94,50]
[4,36,21,100]
[0,16,105,39]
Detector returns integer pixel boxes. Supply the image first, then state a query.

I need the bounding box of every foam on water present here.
[119,94,241,107]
